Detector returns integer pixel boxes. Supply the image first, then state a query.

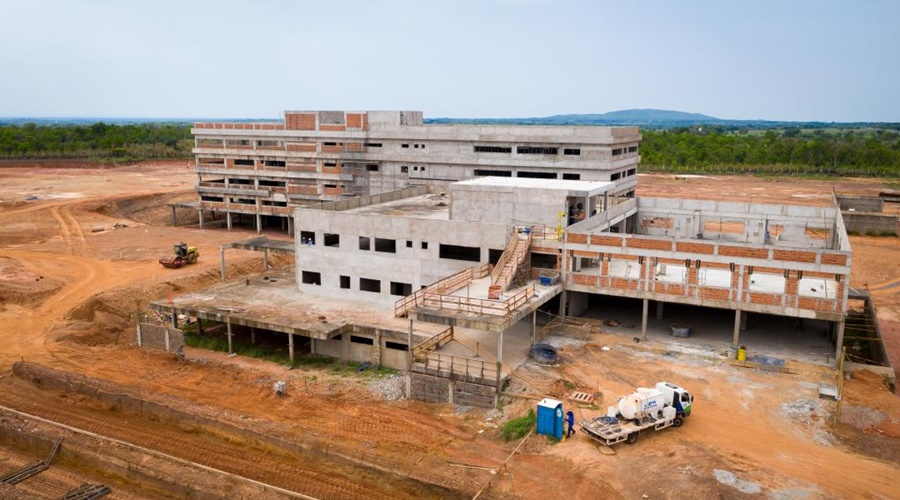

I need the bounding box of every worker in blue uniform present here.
[566,410,575,438]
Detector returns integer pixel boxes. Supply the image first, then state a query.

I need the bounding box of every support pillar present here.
[288,333,294,365]
[531,311,537,345]
[250,327,256,344]
[198,209,204,229]
[341,333,350,361]
[226,211,232,230]
[220,247,226,282]
[497,328,504,366]
[264,248,269,270]
[733,310,742,348]
[407,319,413,371]
[256,213,262,235]
[171,206,177,227]
[557,289,568,321]
[288,217,293,237]
[641,298,649,339]
[834,320,845,367]
[656,301,664,320]
[227,321,233,354]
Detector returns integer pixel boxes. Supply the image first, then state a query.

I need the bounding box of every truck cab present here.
[657,382,693,421]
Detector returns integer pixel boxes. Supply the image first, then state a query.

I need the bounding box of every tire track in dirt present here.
[0,382,430,500]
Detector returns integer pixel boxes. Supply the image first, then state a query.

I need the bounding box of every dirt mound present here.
[92,191,196,226]
[0,256,64,305]
[56,258,268,347]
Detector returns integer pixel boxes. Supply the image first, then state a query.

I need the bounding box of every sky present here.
[0,0,898,121]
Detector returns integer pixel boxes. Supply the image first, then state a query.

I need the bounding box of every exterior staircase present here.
[491,228,532,292]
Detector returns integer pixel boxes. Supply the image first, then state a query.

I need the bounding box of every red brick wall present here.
[287,143,317,153]
[675,242,715,254]
[718,246,769,259]
[699,288,730,301]
[572,274,598,286]
[590,235,624,247]
[285,113,317,130]
[773,249,817,263]
[566,233,588,244]
[319,124,346,132]
[573,250,600,259]
[821,253,848,266]
[626,238,672,251]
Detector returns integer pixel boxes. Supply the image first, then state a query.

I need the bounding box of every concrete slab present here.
[150,271,449,341]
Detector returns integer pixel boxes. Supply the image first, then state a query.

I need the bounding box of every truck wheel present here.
[673,416,684,427]
[626,432,639,445]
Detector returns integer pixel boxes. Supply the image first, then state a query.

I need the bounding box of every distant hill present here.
[540,109,720,124]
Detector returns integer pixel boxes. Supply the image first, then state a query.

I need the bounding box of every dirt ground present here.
[0,164,897,498]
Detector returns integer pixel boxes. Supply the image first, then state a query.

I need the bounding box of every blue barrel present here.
[536,398,564,439]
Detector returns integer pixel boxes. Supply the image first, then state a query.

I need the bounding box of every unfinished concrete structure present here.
[189,111,641,234]
[154,110,874,407]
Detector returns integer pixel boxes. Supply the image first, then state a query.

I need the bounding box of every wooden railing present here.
[490,229,519,284]
[491,229,532,290]
[415,352,498,382]
[394,263,491,317]
[412,326,454,358]
[420,283,535,317]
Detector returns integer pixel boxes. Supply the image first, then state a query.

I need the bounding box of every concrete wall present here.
[449,183,569,227]
[408,372,496,408]
[837,195,884,213]
[294,207,509,304]
[137,323,185,356]
[842,212,898,235]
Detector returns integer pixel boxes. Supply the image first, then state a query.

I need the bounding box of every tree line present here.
[2,122,899,177]
[640,127,900,177]
[0,122,193,161]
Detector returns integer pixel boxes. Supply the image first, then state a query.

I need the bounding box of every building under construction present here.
[152,110,893,408]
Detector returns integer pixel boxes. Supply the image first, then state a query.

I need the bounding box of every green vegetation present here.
[0,122,193,161]
[502,408,536,442]
[641,127,900,177]
[183,331,292,365]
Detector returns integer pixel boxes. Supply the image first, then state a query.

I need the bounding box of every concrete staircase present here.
[491,229,532,292]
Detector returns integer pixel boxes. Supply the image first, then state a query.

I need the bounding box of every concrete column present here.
[288,333,294,365]
[198,209,204,229]
[256,213,262,234]
[341,333,350,361]
[264,248,269,270]
[288,217,294,237]
[407,319,413,370]
[171,206,177,227]
[656,301,664,320]
[557,289,568,321]
[497,328,504,366]
[164,328,171,352]
[311,339,317,355]
[733,310,742,347]
[136,323,142,347]
[531,310,537,345]
[448,379,455,405]
[604,192,609,211]
[641,299,649,339]
[220,247,226,282]
[226,211,232,230]
[250,327,256,344]
[227,321,233,354]
[834,320,845,367]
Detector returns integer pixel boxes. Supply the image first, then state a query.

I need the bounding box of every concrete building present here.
[189,111,641,234]
[152,108,886,407]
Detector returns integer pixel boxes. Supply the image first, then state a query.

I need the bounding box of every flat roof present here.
[454,177,615,197]
[343,192,450,219]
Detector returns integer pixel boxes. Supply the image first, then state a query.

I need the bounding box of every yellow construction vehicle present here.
[158,242,199,268]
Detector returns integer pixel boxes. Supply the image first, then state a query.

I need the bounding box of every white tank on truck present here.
[582,381,694,447]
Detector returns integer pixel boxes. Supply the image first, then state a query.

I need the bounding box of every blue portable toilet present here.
[536,398,564,439]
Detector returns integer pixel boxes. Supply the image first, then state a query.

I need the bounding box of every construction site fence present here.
[394,263,491,317]
[413,353,499,385]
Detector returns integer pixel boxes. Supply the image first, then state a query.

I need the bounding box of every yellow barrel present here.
[737,346,747,361]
